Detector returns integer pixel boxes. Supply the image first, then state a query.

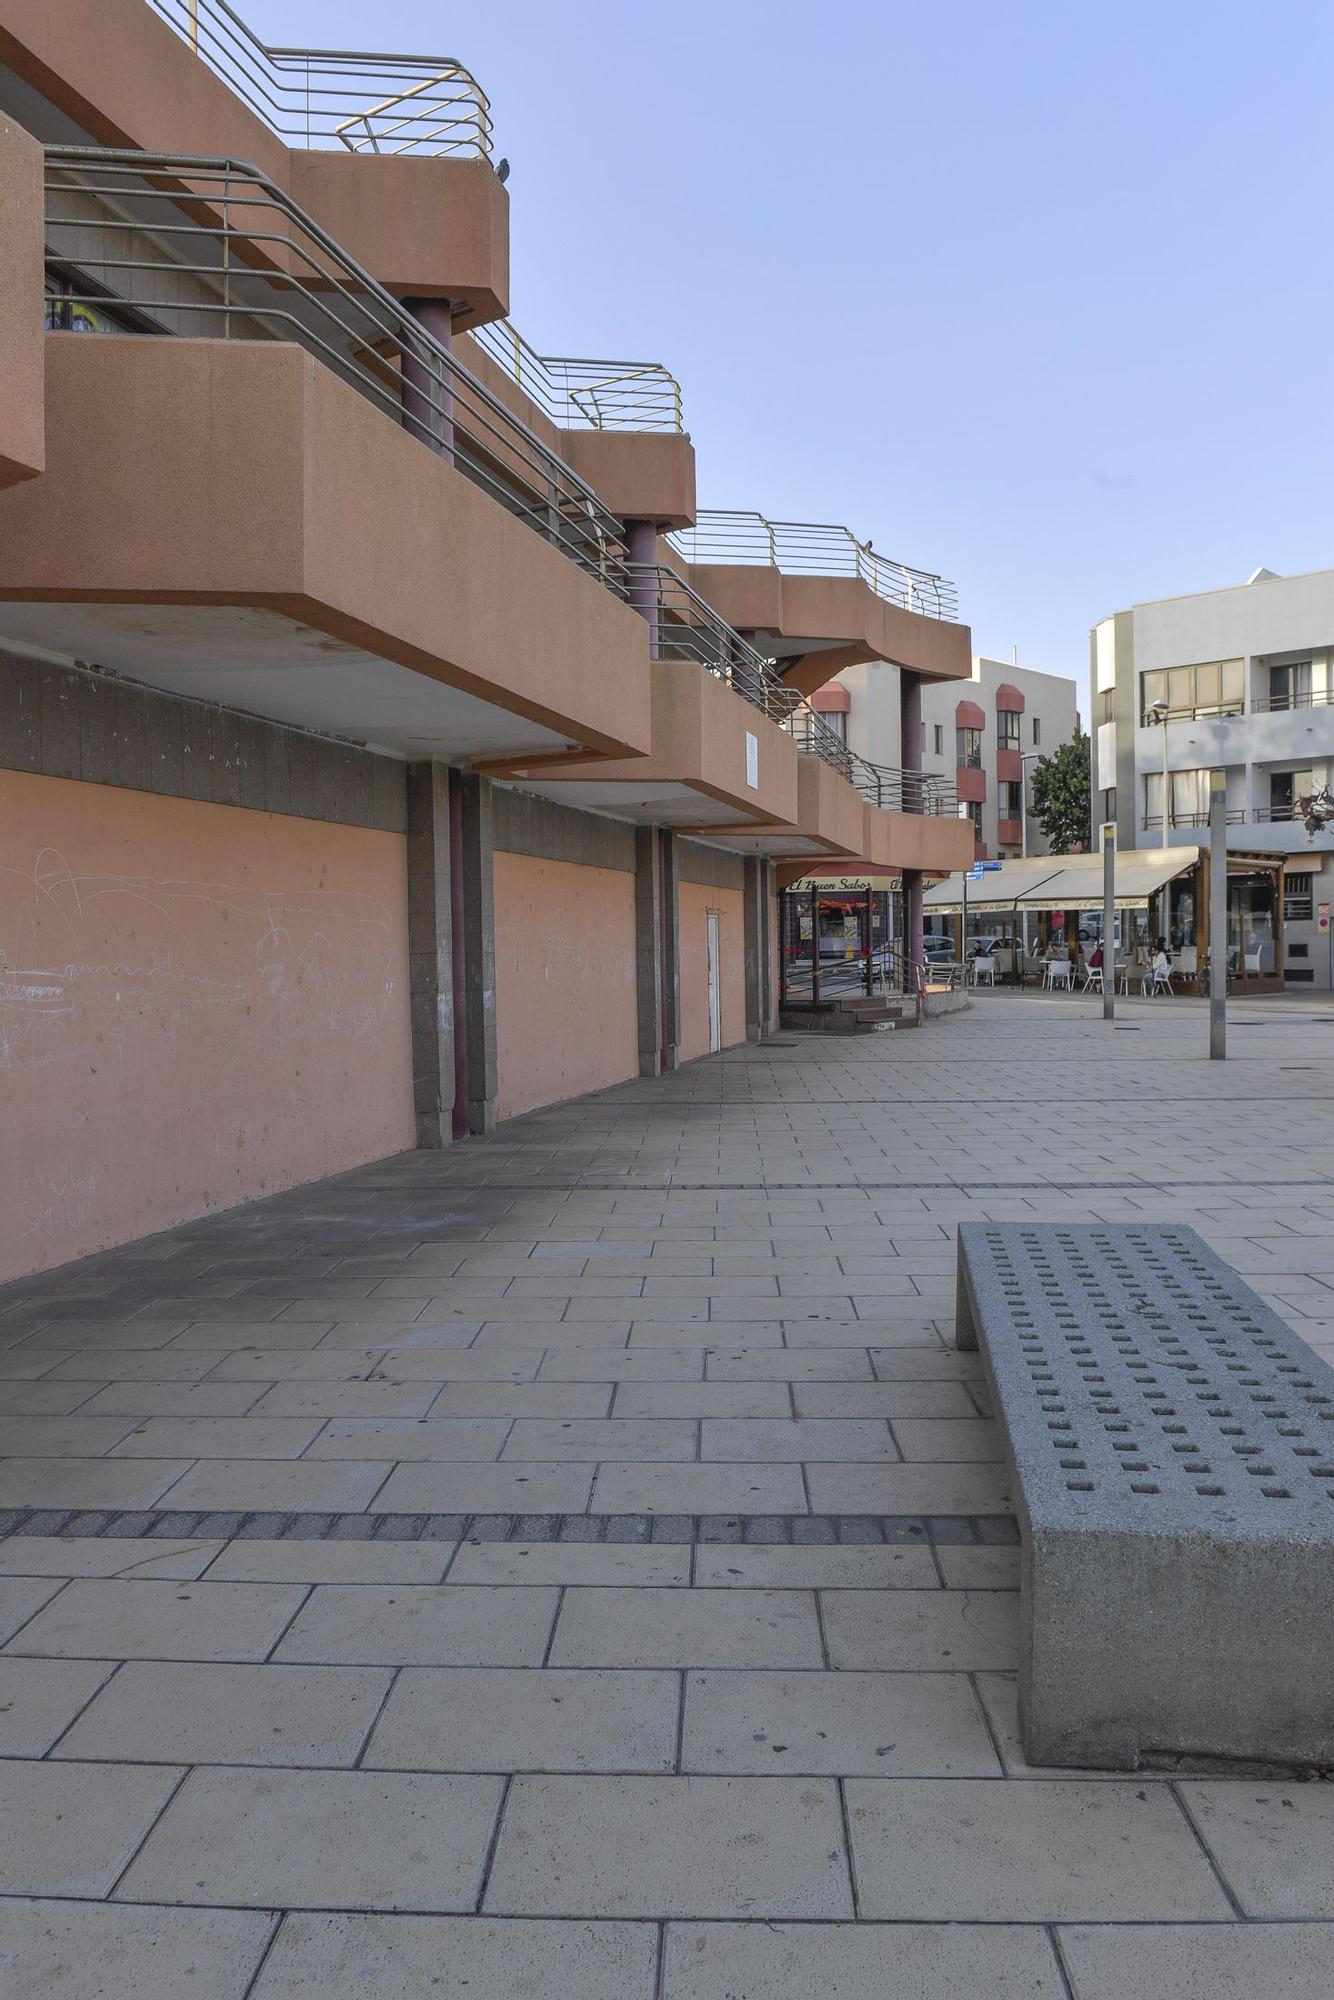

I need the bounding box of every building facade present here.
[810,656,1079,860]
[0,0,973,1284]
[1093,566,1334,989]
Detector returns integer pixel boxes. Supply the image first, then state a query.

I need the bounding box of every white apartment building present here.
[1092,565,1334,989]
[812,655,1079,859]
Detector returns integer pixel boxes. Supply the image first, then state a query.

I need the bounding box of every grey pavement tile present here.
[705,1349,872,1381]
[109,1416,325,1458]
[845,1778,1233,1920]
[274,1583,559,1667]
[249,1381,442,1418]
[203,1539,455,1584]
[73,1382,269,1417]
[892,1417,1004,1461]
[590,1462,807,1515]
[1058,1922,1334,2000]
[936,1545,1021,1588]
[205,1349,396,1382]
[370,1462,594,1513]
[0,1656,115,1755]
[428,1382,613,1419]
[538,1349,705,1382]
[867,1349,985,1380]
[0,1416,132,1464]
[701,1418,898,1462]
[5,1577,306,1661]
[612,1382,793,1418]
[0,1536,222,1579]
[303,1417,510,1460]
[43,1351,232,1381]
[821,1589,1020,1670]
[158,1459,394,1513]
[0,1575,66,1645]
[250,1913,657,1999]
[0,1898,274,1999]
[376,1349,546,1381]
[693,1544,937,1590]
[0,1382,111,1414]
[115,1766,504,1911]
[661,1921,1058,1998]
[447,1540,690,1587]
[166,1321,334,1349]
[682,1667,1001,1776]
[792,1380,980,1418]
[365,1666,677,1773]
[502,1419,698,1461]
[0,1758,183,1897]
[485,1774,853,1918]
[550,1586,822,1669]
[1176,1780,1334,1916]
[807,1462,1013,1514]
[55,1660,391,1767]
[0,1457,194,1510]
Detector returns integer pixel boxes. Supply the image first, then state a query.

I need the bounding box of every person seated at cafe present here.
[1088,942,1104,971]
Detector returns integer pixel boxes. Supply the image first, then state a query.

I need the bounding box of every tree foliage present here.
[1030,727,1092,854]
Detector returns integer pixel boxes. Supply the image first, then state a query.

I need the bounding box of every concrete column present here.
[402,298,455,465]
[457,772,497,1132]
[659,829,681,1071]
[900,668,923,810]
[903,868,924,989]
[405,762,455,1148]
[635,825,665,1077]
[743,857,767,1042]
[625,520,660,657]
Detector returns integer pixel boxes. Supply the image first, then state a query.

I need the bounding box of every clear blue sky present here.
[266,0,1334,709]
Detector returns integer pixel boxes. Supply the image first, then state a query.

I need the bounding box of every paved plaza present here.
[1,989,1333,1995]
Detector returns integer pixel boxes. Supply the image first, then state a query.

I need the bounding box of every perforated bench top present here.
[957,1221,1334,1537]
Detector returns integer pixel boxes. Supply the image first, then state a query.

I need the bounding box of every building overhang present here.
[0,335,653,764]
[0,113,42,490]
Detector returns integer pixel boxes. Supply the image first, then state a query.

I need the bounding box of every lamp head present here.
[1150,699,1170,721]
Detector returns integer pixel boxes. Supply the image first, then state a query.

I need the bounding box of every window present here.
[1268,660,1312,710]
[1144,768,1212,828]
[44,263,144,335]
[933,723,944,756]
[1032,717,1041,745]
[1140,660,1244,722]
[1270,770,1313,822]
[956,727,983,768]
[822,708,847,743]
[998,780,1023,818]
[1285,873,1314,922]
[964,800,983,838]
[996,709,1021,750]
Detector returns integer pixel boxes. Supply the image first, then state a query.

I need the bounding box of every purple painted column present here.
[625,519,660,658]
[900,669,925,987]
[402,297,455,466]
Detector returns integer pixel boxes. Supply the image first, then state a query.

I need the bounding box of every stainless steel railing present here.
[669,509,958,622]
[468,322,684,432]
[784,702,959,815]
[43,148,627,596]
[146,0,492,155]
[632,566,794,722]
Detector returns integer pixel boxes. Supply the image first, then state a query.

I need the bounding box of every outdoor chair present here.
[970,957,996,986]
[1082,965,1103,993]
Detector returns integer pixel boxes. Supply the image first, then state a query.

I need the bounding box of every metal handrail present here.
[468,322,684,433]
[42,148,626,596]
[784,701,960,815]
[1253,688,1334,713]
[631,566,793,722]
[669,509,958,622]
[146,0,492,155]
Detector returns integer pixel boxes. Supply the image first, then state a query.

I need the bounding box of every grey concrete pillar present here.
[743,856,773,1042]
[402,297,455,464]
[635,825,664,1077]
[458,772,498,1132]
[405,761,456,1148]
[660,829,681,1072]
[903,867,924,990]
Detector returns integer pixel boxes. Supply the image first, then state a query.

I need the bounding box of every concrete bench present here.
[955,1221,1334,1772]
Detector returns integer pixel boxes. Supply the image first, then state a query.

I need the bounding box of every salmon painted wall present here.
[493,851,638,1121]
[678,882,745,1064]
[0,770,414,1283]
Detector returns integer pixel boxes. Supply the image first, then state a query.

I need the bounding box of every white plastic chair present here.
[1150,968,1174,997]
[1082,965,1104,993]
[971,957,996,986]
[1046,959,1072,991]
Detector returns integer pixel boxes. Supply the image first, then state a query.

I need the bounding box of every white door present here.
[706,911,722,1053]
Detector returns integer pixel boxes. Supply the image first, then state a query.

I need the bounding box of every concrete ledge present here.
[956,1220,1334,1772]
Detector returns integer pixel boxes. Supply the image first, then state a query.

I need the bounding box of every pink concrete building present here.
[0,0,974,1283]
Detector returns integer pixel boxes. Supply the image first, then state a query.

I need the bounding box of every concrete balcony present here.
[0,115,41,490]
[668,511,972,696]
[0,0,508,318]
[0,336,653,765]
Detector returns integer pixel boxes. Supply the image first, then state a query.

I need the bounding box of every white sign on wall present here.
[745,732,759,789]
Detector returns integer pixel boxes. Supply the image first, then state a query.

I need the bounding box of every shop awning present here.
[922,847,1202,916]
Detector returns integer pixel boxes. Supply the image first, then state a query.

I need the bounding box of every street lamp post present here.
[1150,697,1170,849]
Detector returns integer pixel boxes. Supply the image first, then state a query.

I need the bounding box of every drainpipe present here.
[402,298,455,465]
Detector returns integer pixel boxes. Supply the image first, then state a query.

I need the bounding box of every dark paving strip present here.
[0,1507,1019,1548]
[326,1176,1334,1194]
